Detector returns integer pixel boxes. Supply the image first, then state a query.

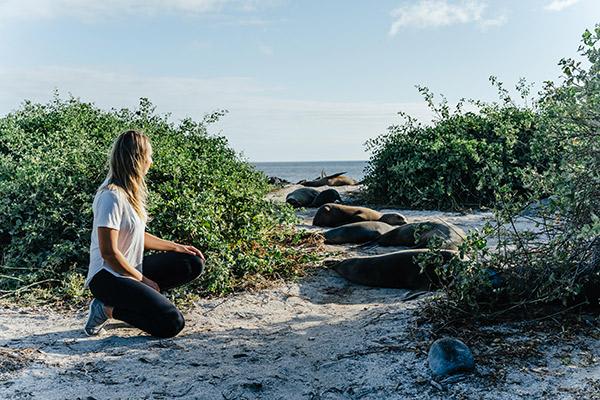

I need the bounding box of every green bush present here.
[363,83,559,210]
[0,96,312,303]
[425,26,600,318]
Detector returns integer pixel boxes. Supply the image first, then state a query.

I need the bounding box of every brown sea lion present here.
[331,249,457,289]
[366,221,466,250]
[327,175,359,186]
[298,171,347,187]
[323,221,396,244]
[298,171,359,187]
[313,203,407,227]
[286,188,342,208]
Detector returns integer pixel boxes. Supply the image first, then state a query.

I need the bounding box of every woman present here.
[84,130,205,338]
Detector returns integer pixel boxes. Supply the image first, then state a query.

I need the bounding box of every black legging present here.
[89,252,204,338]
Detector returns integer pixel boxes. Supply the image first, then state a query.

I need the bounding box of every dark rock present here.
[428,337,475,377]
[267,176,290,185]
[520,196,558,217]
[486,268,505,289]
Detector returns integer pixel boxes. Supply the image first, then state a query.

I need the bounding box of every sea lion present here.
[365,221,466,250]
[331,249,457,289]
[286,188,342,208]
[286,188,319,208]
[323,221,396,244]
[311,188,342,207]
[298,171,347,187]
[313,203,407,228]
[298,171,359,187]
[327,175,359,186]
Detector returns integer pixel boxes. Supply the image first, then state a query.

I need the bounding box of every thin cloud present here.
[544,0,582,12]
[0,0,261,22]
[389,0,506,35]
[478,14,507,29]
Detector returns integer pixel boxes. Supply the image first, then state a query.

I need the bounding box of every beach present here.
[0,183,598,399]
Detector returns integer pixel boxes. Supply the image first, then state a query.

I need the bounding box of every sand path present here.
[1,185,598,399]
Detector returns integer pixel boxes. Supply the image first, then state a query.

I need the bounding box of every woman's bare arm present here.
[144,232,177,252]
[144,232,205,260]
[98,227,160,291]
[98,227,144,280]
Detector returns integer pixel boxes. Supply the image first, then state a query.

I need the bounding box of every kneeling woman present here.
[84,130,205,338]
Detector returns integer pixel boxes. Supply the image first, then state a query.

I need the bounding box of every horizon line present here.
[251,159,369,163]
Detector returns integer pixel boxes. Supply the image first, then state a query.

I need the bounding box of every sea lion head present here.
[312,189,341,206]
[286,199,302,208]
[379,213,408,226]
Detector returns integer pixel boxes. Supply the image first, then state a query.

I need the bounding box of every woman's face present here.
[143,146,153,176]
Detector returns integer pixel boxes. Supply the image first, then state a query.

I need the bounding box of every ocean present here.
[252,160,368,184]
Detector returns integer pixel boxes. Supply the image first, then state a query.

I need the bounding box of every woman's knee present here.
[154,308,185,338]
[185,254,205,280]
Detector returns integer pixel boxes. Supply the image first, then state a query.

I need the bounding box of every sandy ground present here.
[1,184,598,399]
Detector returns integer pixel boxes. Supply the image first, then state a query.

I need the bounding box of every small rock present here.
[430,379,444,391]
[428,337,475,377]
[267,176,290,185]
[486,268,505,289]
[520,196,558,217]
[241,382,263,392]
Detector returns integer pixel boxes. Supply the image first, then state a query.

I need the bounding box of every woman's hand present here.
[141,276,160,292]
[173,243,205,261]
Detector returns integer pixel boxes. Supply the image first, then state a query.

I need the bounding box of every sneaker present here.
[84,298,108,336]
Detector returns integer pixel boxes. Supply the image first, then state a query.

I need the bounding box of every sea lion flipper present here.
[324,171,347,179]
[323,259,341,267]
[356,239,378,249]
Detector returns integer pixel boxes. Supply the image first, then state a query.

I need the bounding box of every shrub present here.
[425,26,600,318]
[0,96,312,304]
[362,83,559,210]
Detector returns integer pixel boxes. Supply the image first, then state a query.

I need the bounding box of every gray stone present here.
[520,196,558,217]
[267,176,290,186]
[428,337,475,377]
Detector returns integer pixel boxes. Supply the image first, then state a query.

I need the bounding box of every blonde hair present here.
[102,130,151,222]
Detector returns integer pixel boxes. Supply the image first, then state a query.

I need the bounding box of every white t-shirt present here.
[85,182,146,287]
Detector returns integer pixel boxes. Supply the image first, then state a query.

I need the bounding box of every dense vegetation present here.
[0,97,314,304]
[363,82,560,210]
[413,26,599,317]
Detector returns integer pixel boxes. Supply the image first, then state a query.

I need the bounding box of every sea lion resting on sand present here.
[331,249,458,290]
[313,203,407,228]
[286,188,342,208]
[298,172,359,187]
[323,221,396,244]
[327,175,358,186]
[363,221,466,250]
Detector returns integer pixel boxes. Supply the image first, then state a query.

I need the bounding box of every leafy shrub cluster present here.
[0,96,313,304]
[422,26,600,318]
[363,82,560,211]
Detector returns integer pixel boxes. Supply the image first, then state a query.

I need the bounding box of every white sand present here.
[1,185,598,399]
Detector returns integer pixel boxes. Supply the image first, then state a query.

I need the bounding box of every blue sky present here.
[1,0,598,161]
